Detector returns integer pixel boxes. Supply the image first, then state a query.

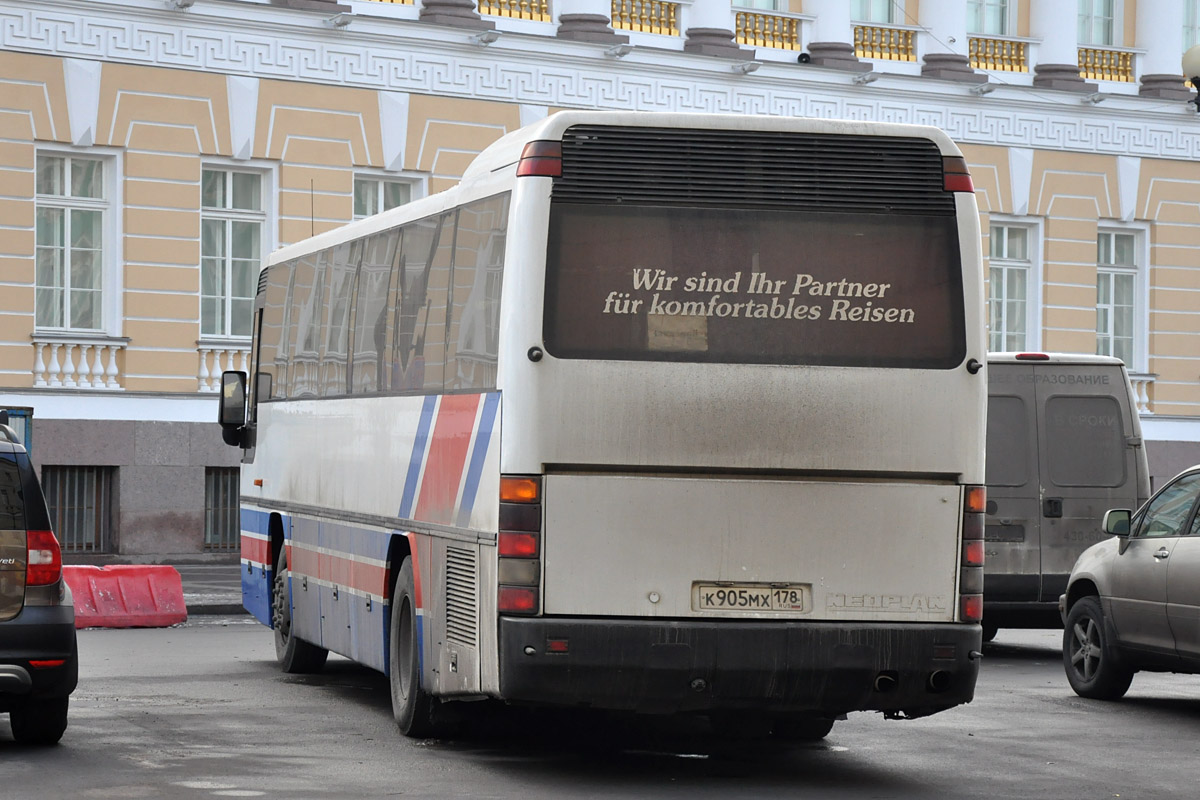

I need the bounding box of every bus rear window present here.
[543,204,966,368]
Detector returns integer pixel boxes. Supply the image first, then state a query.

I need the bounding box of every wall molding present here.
[2,0,1200,161]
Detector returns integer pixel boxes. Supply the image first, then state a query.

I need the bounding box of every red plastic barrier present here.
[62,565,188,629]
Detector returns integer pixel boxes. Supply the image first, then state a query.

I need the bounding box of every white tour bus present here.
[218,110,987,741]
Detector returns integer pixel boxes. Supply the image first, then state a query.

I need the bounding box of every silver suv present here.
[1060,464,1200,699]
[0,417,77,744]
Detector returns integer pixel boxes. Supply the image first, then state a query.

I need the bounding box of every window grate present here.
[42,465,113,554]
[205,467,240,551]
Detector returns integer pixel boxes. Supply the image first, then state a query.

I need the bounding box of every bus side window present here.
[446,193,509,392]
[391,214,450,395]
[353,230,399,395]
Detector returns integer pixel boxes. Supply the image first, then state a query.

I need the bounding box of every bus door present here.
[985,364,1041,604]
[1035,364,1139,604]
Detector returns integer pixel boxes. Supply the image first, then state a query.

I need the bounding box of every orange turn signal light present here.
[964,486,987,514]
[500,475,541,504]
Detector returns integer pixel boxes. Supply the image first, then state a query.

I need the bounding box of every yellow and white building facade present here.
[1,0,1199,555]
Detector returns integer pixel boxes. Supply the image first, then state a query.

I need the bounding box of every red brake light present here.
[516,140,562,177]
[498,531,539,558]
[963,540,985,568]
[498,586,539,614]
[29,660,66,669]
[960,594,983,622]
[26,529,62,587]
[1015,352,1050,360]
[943,156,974,192]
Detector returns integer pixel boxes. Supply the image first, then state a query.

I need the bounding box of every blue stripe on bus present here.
[456,392,500,528]
[398,395,438,519]
[241,507,271,535]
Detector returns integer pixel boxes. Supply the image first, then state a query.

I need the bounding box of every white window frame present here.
[1095,223,1147,373]
[852,0,902,24]
[1185,0,1200,49]
[352,172,425,221]
[33,148,123,336]
[986,217,1042,353]
[199,161,275,341]
[1078,0,1119,46]
[967,0,1011,36]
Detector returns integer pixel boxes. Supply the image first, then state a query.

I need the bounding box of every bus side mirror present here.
[1103,509,1131,538]
[219,371,248,447]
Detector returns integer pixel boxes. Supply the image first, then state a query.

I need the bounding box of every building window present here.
[353,177,412,220]
[1186,0,1200,49]
[42,465,114,554]
[35,155,106,331]
[202,168,264,338]
[852,0,898,23]
[1096,231,1137,368]
[968,0,1008,35]
[204,467,240,551]
[988,225,1031,352]
[735,0,781,10]
[1078,0,1114,46]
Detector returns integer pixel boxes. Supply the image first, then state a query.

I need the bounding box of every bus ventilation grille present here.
[553,124,956,216]
[445,546,479,648]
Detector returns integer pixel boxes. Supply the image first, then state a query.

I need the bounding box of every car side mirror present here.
[1103,509,1132,538]
[219,371,248,447]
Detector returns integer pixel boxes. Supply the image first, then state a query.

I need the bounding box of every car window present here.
[1135,473,1200,539]
[0,453,25,530]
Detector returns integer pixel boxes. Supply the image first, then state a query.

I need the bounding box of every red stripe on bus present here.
[288,545,389,597]
[241,535,269,565]
[414,394,482,525]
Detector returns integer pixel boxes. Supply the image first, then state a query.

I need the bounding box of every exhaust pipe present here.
[927,670,953,693]
[873,671,899,693]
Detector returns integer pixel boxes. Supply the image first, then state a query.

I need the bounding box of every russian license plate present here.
[693,583,809,613]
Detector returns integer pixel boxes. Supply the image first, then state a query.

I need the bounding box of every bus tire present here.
[272,546,328,674]
[390,557,457,738]
[1063,596,1133,700]
[773,716,835,742]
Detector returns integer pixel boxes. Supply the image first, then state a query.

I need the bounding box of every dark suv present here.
[0,417,77,745]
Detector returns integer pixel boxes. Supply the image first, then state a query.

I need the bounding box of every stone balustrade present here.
[198,341,251,393]
[32,335,128,390]
[1129,373,1156,415]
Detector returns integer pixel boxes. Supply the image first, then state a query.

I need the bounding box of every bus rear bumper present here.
[498,617,980,719]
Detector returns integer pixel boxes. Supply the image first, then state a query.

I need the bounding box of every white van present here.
[983,353,1149,641]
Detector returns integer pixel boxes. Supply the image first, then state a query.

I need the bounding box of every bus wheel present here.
[272,546,328,674]
[773,716,835,742]
[1063,596,1133,700]
[390,557,457,738]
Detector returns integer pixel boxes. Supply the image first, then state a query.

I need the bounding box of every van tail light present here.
[498,475,541,615]
[959,485,985,623]
[26,529,63,587]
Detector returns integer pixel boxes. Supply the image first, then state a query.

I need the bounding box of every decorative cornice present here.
[3,0,1200,161]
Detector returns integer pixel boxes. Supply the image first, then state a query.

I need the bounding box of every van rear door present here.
[1034,363,1140,603]
[985,363,1042,604]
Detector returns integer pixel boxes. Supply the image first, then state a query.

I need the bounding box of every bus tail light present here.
[943,156,974,193]
[959,485,985,622]
[516,141,562,178]
[498,474,541,615]
[26,529,63,587]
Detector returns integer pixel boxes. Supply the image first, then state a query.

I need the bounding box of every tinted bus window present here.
[986,395,1029,487]
[1045,396,1125,487]
[446,194,509,392]
[544,205,965,368]
[352,231,400,395]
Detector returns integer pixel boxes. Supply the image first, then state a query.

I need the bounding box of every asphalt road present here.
[3,622,1199,799]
